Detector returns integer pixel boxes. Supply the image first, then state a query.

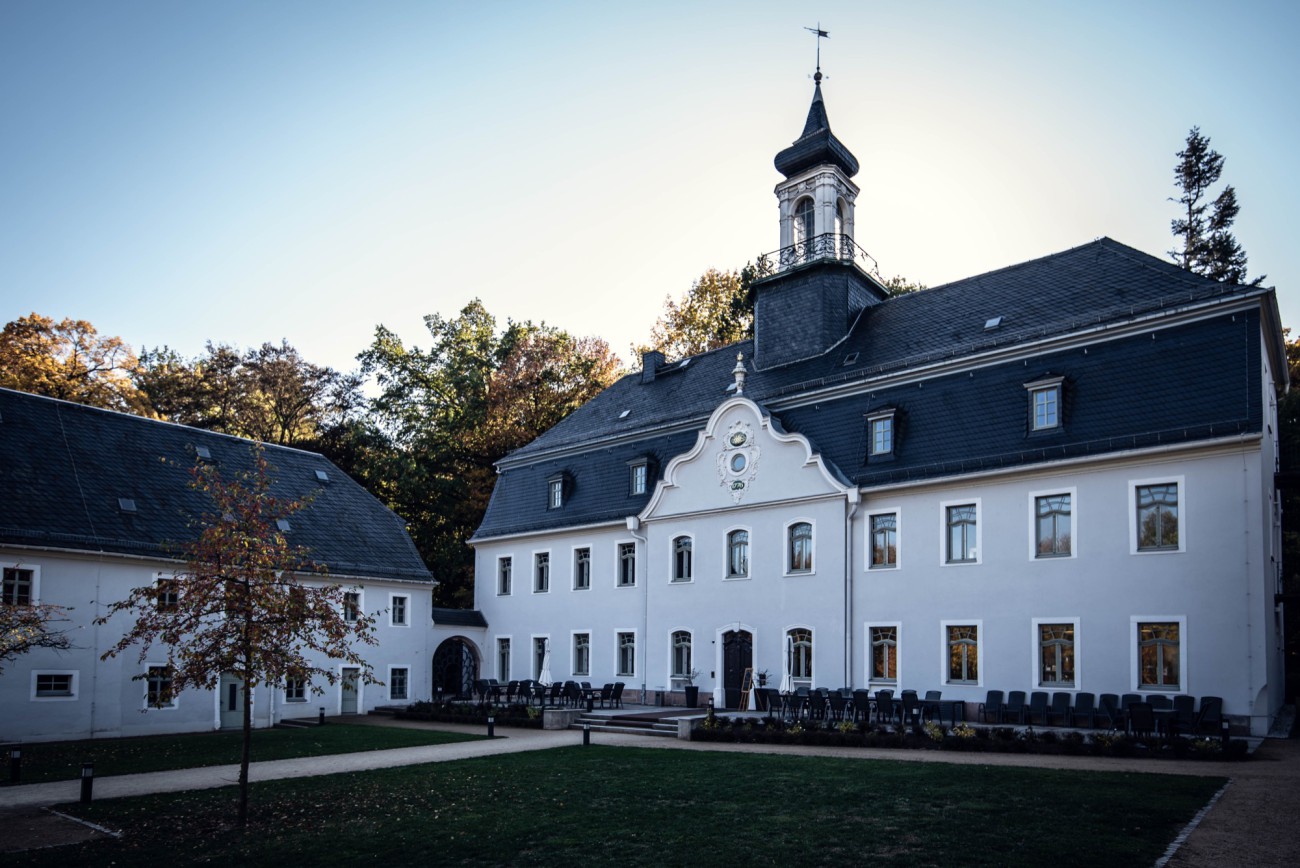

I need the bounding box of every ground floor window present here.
[617,631,636,677]
[788,628,812,679]
[672,630,692,678]
[389,667,409,701]
[573,633,590,677]
[285,676,307,702]
[497,638,511,681]
[1138,621,1181,689]
[146,665,176,708]
[34,672,75,698]
[870,626,897,683]
[946,625,979,684]
[1038,623,1075,686]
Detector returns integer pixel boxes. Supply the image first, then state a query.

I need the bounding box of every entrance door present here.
[722,630,753,709]
[219,673,244,728]
[341,668,359,714]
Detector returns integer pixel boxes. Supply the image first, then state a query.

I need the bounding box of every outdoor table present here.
[922,699,965,728]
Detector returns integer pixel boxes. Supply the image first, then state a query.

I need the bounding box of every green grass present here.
[10,724,482,783]
[14,746,1223,867]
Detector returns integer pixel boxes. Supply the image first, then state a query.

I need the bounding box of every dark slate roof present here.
[504,238,1262,465]
[474,238,1272,541]
[0,389,433,583]
[431,608,488,628]
[774,81,860,179]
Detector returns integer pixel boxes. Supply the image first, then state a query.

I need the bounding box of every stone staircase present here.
[569,712,685,738]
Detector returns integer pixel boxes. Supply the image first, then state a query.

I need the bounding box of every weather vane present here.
[804,23,829,82]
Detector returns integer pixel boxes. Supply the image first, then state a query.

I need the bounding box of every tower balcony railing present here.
[752,233,879,278]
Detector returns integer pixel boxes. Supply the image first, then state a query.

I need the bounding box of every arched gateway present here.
[431,637,479,700]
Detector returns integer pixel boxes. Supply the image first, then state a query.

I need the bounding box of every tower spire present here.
[804,24,829,83]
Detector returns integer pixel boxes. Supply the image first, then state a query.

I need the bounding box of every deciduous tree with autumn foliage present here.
[0,313,149,413]
[96,446,377,826]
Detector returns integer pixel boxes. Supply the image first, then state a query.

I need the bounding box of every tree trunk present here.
[239,673,251,827]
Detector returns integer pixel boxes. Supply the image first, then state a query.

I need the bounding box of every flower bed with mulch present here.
[690,714,1249,760]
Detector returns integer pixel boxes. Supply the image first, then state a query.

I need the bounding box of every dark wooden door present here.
[722,630,752,709]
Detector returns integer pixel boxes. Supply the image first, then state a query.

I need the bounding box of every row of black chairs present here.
[976,690,1226,736]
[760,687,961,727]
[474,679,625,709]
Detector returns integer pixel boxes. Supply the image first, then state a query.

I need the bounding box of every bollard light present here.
[8,746,21,784]
[80,762,94,804]
[318,707,325,726]
[487,716,495,738]
[586,692,594,713]
[583,722,590,746]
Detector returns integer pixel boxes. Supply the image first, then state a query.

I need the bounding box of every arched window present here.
[727,529,749,578]
[788,522,813,573]
[834,198,845,238]
[788,628,813,680]
[672,536,692,582]
[794,197,815,246]
[672,630,692,678]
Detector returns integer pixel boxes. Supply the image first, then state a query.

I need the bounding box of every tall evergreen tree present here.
[1170,127,1263,285]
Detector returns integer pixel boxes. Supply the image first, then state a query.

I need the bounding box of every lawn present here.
[9,724,483,784]
[15,746,1223,867]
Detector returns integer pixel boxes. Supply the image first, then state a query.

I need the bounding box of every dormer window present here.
[547,473,569,509]
[867,408,896,458]
[1026,376,1064,431]
[628,458,652,496]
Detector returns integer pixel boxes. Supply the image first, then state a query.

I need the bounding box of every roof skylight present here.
[276,519,292,532]
[118,498,137,513]
[194,445,212,460]
[315,470,330,483]
[984,316,1003,331]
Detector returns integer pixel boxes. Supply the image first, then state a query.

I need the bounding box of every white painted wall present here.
[0,548,435,743]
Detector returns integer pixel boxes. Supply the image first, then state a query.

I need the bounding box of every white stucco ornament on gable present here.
[716,419,760,502]
[638,391,854,522]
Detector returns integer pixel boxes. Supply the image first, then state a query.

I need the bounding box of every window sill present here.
[784,570,816,578]
[669,578,694,585]
[723,574,751,582]
[572,585,591,591]
[867,564,898,571]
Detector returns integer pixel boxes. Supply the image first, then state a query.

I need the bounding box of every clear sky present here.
[3,1,1297,376]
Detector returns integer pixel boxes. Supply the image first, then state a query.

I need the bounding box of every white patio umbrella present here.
[779,634,793,694]
[538,639,553,687]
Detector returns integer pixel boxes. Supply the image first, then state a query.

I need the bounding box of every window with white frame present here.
[870,626,898,683]
[343,591,361,623]
[534,636,548,680]
[945,504,978,564]
[671,630,692,678]
[573,632,590,677]
[389,667,409,701]
[788,628,813,680]
[617,631,636,677]
[617,543,636,587]
[574,548,591,590]
[1035,494,1072,558]
[788,522,813,573]
[390,594,409,626]
[726,529,749,578]
[1027,378,1063,431]
[498,556,512,595]
[867,410,895,457]
[2,566,34,605]
[945,624,979,684]
[156,576,180,611]
[1136,482,1180,551]
[534,552,550,593]
[794,196,815,245]
[548,477,564,509]
[672,536,692,582]
[630,461,648,496]
[32,671,77,700]
[869,512,898,568]
[1137,621,1182,690]
[146,665,176,708]
[497,637,511,680]
[1038,623,1075,687]
[285,675,307,702]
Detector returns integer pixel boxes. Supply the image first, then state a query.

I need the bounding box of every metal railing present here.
[752,233,879,278]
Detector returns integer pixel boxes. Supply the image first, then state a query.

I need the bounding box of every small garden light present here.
[8,746,20,784]
[487,715,495,738]
[80,762,94,803]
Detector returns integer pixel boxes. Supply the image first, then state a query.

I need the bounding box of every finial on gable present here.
[732,352,747,395]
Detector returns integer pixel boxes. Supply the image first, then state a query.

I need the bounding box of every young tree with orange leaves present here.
[97,446,377,827]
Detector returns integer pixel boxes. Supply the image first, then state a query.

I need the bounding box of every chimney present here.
[641,351,665,384]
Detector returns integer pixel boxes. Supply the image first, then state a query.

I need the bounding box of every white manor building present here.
[0,389,439,743]
[469,77,1289,736]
